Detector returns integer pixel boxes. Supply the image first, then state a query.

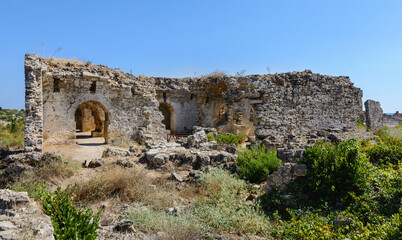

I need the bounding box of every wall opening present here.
[159,102,175,132]
[90,81,96,93]
[53,78,60,92]
[74,101,109,145]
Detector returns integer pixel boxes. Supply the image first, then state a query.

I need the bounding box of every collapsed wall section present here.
[154,71,363,147]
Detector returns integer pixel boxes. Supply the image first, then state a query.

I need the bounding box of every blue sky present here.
[0,0,401,112]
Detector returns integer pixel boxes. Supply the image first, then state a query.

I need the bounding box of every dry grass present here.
[205,70,227,80]
[45,57,91,67]
[356,120,366,132]
[123,204,203,239]
[10,156,81,197]
[386,124,402,140]
[73,166,177,208]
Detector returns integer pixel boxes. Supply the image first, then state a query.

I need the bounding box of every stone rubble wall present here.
[24,55,47,152]
[25,55,362,152]
[0,189,54,240]
[25,54,167,150]
[364,99,383,131]
[383,111,402,125]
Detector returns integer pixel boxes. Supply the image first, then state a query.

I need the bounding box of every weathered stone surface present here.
[266,163,307,191]
[115,158,134,168]
[170,172,183,182]
[0,189,54,240]
[365,100,383,131]
[102,147,130,158]
[83,158,103,168]
[113,219,135,233]
[187,130,208,148]
[146,146,236,169]
[383,111,402,125]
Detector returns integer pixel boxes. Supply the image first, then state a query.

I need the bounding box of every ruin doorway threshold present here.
[76,131,106,146]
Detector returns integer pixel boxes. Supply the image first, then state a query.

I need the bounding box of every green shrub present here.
[215,132,240,145]
[206,132,215,142]
[36,183,102,240]
[365,141,402,166]
[237,131,247,143]
[237,144,281,183]
[278,209,402,240]
[299,139,370,206]
[207,132,247,145]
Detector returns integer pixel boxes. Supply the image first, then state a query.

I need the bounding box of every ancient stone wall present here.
[383,111,402,125]
[364,100,383,131]
[25,54,167,150]
[24,55,47,152]
[25,54,362,152]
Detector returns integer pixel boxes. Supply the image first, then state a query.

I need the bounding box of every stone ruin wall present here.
[24,54,363,152]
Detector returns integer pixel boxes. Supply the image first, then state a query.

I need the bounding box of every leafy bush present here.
[237,144,281,183]
[36,183,102,240]
[215,132,240,145]
[207,132,247,145]
[206,132,215,142]
[278,209,402,240]
[299,139,370,206]
[365,141,402,166]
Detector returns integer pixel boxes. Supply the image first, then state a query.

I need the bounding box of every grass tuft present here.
[73,166,177,208]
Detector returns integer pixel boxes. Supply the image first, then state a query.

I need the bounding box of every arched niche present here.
[74,101,109,144]
[159,102,175,132]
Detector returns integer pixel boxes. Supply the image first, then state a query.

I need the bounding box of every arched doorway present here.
[159,102,175,132]
[74,101,109,145]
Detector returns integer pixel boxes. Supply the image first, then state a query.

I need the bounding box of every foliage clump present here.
[237,144,281,183]
[36,183,102,240]
[299,139,370,206]
[260,135,402,239]
[206,131,247,145]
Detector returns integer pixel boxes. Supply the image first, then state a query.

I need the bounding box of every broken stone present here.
[170,172,183,182]
[82,159,103,168]
[292,164,307,176]
[113,219,135,233]
[365,100,384,131]
[168,207,180,216]
[102,147,130,158]
[187,130,208,148]
[0,221,16,231]
[115,158,134,168]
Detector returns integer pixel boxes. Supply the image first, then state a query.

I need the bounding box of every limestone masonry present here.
[24,54,363,152]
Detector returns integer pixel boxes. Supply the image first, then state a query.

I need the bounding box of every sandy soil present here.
[44,131,107,163]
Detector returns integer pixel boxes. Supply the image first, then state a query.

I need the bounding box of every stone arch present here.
[74,101,109,143]
[159,102,175,132]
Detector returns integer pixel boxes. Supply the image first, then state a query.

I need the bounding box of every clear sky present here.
[0,0,401,112]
